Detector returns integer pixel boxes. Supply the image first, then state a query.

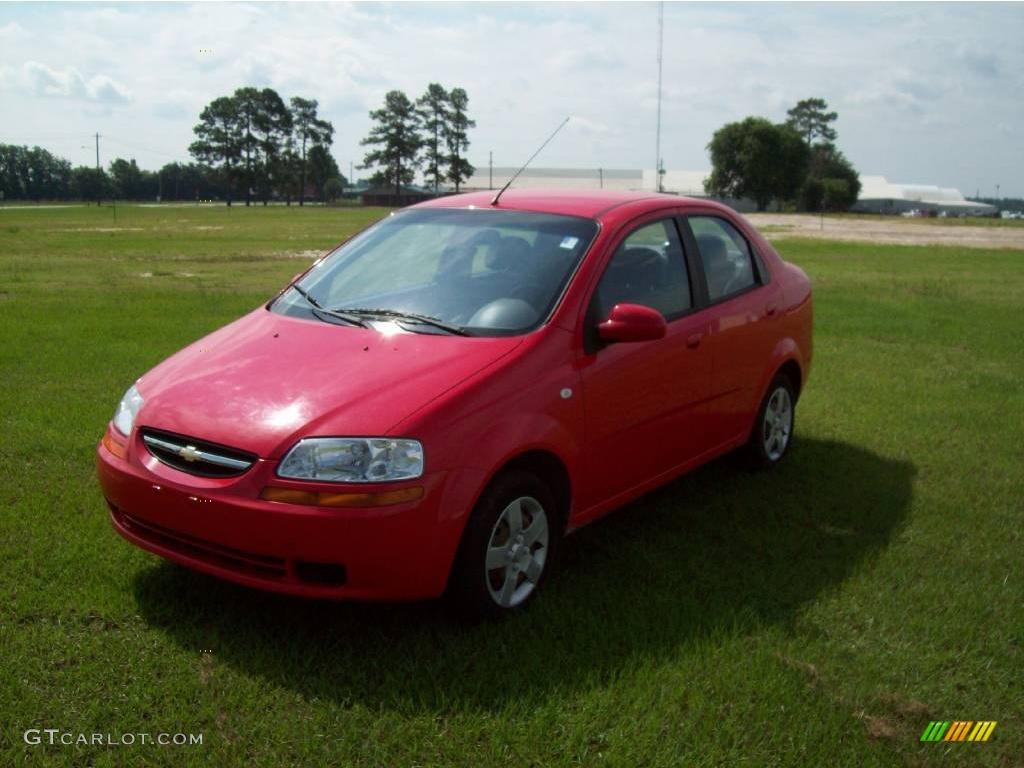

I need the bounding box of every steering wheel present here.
[506,279,546,307]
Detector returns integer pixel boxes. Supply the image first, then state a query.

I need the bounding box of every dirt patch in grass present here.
[746,214,1024,249]
[57,227,145,233]
[277,249,324,260]
[863,716,900,741]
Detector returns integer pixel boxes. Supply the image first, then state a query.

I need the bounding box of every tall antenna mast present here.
[655,1,664,192]
[491,117,570,206]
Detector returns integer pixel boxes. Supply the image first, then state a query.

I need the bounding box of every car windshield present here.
[272,208,599,336]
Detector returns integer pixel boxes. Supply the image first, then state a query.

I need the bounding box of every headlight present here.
[278,438,424,483]
[113,384,144,436]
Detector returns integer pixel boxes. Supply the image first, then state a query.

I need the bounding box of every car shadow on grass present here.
[132,437,915,712]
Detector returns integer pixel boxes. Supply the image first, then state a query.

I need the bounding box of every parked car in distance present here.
[97,189,813,617]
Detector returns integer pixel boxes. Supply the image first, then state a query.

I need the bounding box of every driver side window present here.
[595,219,691,320]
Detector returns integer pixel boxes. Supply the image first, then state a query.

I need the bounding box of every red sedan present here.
[97,190,812,616]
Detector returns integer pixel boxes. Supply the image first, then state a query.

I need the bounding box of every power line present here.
[103,135,185,160]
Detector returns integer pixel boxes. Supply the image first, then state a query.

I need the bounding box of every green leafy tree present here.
[323,176,344,203]
[71,166,111,204]
[705,117,809,211]
[158,162,223,201]
[786,97,838,146]
[307,144,343,200]
[109,158,145,199]
[360,90,422,200]
[189,96,242,205]
[290,96,334,206]
[0,144,73,200]
[822,178,853,212]
[445,87,475,193]
[228,87,293,205]
[802,143,861,212]
[417,83,449,192]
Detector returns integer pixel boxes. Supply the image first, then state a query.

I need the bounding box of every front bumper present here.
[97,426,482,600]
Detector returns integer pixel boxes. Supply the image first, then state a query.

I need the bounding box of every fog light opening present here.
[294,561,347,586]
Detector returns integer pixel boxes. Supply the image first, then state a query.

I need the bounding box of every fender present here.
[742,338,806,441]
[428,414,580,594]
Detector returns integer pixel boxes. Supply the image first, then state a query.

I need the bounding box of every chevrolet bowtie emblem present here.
[178,445,202,462]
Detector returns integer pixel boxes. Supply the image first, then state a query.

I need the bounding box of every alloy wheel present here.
[484,496,549,608]
[763,386,793,461]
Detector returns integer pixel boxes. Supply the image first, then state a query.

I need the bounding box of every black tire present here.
[447,470,560,619]
[744,372,796,470]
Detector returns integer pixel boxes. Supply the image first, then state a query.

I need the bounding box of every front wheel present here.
[745,373,796,469]
[447,470,560,619]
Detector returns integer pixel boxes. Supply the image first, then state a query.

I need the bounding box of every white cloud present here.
[0,21,30,42]
[21,62,132,104]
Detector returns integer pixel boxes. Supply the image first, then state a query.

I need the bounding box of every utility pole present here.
[489,151,493,190]
[95,132,102,206]
[655,1,664,193]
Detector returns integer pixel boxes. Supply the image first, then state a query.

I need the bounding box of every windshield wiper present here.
[290,285,368,328]
[332,307,470,336]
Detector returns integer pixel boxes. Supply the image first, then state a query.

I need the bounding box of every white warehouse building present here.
[850,175,996,216]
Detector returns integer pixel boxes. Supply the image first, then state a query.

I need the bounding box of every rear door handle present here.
[765,303,778,317]
[686,333,703,349]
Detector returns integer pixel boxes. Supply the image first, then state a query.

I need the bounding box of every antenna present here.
[491,117,570,206]
[655,1,664,192]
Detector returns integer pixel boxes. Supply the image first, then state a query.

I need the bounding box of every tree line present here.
[0,144,341,205]
[189,83,476,205]
[705,97,861,212]
[1,82,476,205]
[189,87,341,206]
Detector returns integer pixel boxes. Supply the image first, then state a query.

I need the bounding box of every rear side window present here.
[689,216,758,302]
[595,219,691,319]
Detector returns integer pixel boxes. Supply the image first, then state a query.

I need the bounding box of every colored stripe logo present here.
[920,721,997,742]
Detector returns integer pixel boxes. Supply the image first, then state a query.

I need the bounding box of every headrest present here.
[696,234,728,263]
[486,235,533,272]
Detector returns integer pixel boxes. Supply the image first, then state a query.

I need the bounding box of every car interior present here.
[596,228,692,319]
[695,232,755,301]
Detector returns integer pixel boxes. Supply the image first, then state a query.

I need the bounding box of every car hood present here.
[135,308,523,458]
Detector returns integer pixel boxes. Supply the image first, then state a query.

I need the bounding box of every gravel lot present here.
[745,213,1024,249]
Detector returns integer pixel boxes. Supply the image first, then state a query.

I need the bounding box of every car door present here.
[681,213,783,445]
[578,215,713,510]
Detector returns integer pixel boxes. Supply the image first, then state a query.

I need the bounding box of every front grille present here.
[141,429,256,478]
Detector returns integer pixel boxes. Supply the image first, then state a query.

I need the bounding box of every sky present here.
[1,1,1022,197]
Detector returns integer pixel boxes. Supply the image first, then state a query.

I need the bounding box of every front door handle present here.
[765,303,778,317]
[686,333,703,349]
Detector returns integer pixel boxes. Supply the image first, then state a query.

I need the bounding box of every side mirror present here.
[597,303,667,344]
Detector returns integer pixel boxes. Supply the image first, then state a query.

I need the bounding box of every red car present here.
[97,190,812,616]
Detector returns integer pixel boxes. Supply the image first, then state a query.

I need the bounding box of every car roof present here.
[412,188,724,221]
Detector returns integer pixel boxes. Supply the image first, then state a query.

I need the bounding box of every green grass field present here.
[1,205,1021,767]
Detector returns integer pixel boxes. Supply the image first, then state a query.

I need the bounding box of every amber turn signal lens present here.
[101,431,128,460]
[260,485,424,507]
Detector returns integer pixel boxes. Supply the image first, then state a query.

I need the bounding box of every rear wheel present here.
[448,470,559,618]
[745,373,796,469]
